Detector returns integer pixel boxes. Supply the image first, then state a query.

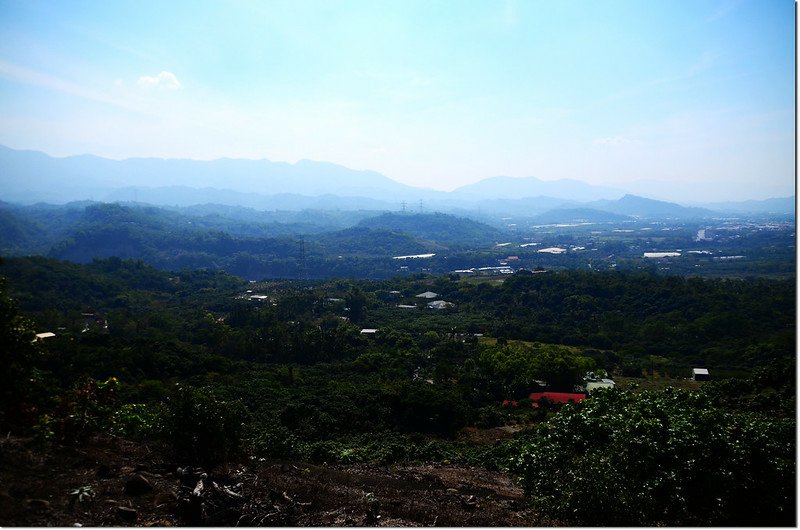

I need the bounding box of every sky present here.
[0,0,794,200]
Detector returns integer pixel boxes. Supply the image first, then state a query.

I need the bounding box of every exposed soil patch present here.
[0,435,555,526]
[458,425,526,444]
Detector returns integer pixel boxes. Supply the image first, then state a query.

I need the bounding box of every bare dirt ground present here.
[0,434,556,526]
[457,425,525,444]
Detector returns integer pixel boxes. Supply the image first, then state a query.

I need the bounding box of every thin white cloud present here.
[0,59,141,111]
[137,71,181,90]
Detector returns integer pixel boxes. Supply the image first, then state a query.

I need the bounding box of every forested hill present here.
[356,212,503,247]
[1,200,795,281]
[0,202,507,278]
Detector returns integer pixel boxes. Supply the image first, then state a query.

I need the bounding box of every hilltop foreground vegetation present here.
[0,256,795,526]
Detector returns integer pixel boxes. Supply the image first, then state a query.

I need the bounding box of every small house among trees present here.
[415,291,438,299]
[692,368,710,381]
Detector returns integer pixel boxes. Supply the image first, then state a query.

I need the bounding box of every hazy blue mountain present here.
[2,145,784,215]
[623,178,793,205]
[0,147,116,203]
[700,197,795,215]
[0,145,440,204]
[452,175,625,202]
[587,195,718,219]
[174,204,379,231]
[531,207,633,224]
[104,186,400,211]
[467,196,581,217]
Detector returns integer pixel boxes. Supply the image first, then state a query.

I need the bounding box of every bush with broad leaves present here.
[510,388,795,526]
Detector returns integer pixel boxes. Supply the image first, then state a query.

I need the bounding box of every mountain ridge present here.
[587,195,719,219]
[452,175,625,202]
[0,145,793,215]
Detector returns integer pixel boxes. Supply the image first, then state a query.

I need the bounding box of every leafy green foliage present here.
[68,485,96,508]
[478,342,594,395]
[0,270,43,429]
[50,376,120,443]
[165,385,248,467]
[109,403,166,439]
[452,270,794,369]
[511,388,795,526]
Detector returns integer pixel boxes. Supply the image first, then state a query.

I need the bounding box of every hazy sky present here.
[0,0,794,199]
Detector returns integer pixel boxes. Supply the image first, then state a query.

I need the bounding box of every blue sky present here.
[0,0,794,200]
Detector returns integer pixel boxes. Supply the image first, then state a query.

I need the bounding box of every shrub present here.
[510,388,795,526]
[52,376,119,442]
[109,403,166,438]
[247,421,301,460]
[165,385,248,467]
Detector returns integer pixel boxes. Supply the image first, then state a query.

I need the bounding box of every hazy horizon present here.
[0,0,794,200]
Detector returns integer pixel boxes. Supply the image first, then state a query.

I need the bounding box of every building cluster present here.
[412,291,454,310]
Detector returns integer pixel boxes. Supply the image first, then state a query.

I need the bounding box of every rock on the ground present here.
[26,498,51,511]
[116,506,138,523]
[124,473,154,495]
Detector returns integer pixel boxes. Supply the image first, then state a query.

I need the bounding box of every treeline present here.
[342,270,793,373]
[3,256,794,373]
[443,270,795,370]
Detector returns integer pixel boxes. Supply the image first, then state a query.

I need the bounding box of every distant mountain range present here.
[452,175,624,202]
[697,197,796,215]
[105,187,399,211]
[530,207,633,224]
[585,195,718,219]
[0,145,419,204]
[0,145,793,218]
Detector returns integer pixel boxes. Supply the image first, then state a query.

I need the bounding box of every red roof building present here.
[528,392,586,407]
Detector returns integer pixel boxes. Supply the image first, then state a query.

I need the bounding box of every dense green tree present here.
[166,385,248,467]
[345,285,368,323]
[0,271,44,430]
[511,388,795,526]
[478,343,594,396]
